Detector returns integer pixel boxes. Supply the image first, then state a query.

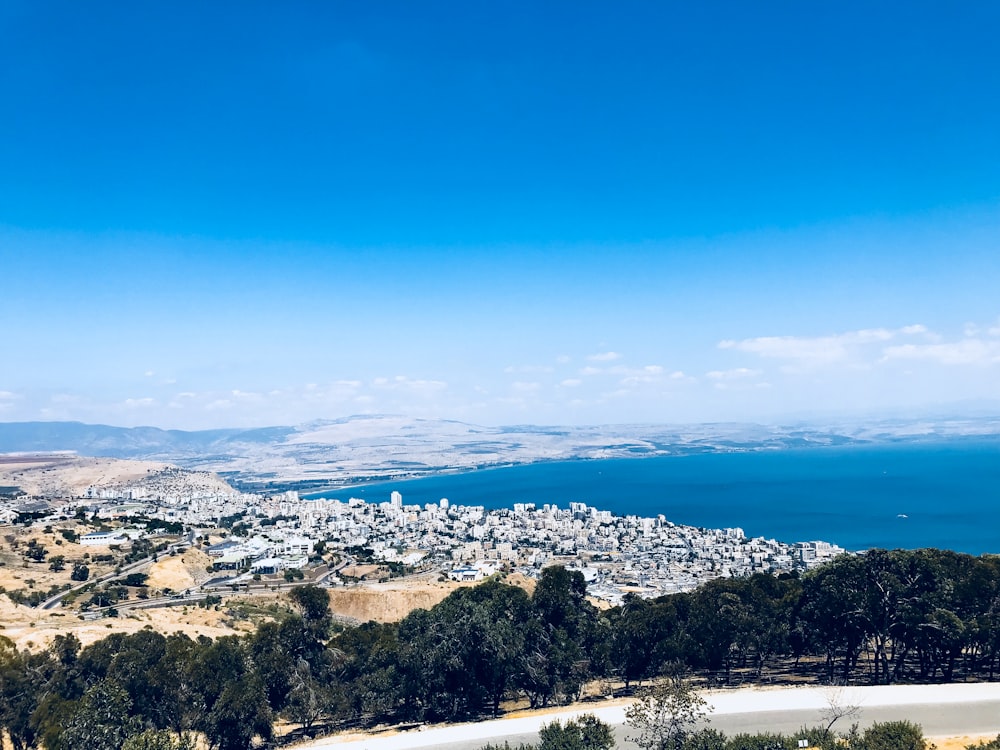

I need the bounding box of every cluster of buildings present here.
[3,477,847,604]
[278,492,844,602]
[205,532,315,575]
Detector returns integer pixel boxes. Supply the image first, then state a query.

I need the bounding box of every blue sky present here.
[2,2,999,429]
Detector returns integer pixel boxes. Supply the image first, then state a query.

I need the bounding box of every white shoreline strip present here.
[300,683,1000,749]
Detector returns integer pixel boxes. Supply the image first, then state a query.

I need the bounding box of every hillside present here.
[2,414,999,491]
[0,454,235,499]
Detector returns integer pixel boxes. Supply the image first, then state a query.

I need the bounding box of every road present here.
[48,550,343,617]
[298,684,1000,750]
[39,541,190,610]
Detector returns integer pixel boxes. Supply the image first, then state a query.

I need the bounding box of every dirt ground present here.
[0,455,172,496]
[327,571,537,623]
[0,593,253,651]
[934,736,999,750]
[145,548,214,591]
[0,523,120,592]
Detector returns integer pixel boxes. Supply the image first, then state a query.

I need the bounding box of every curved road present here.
[298,684,1000,750]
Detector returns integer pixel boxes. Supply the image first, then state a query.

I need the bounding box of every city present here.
[1,459,845,609]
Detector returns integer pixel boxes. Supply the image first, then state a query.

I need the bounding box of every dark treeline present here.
[3,549,1000,749]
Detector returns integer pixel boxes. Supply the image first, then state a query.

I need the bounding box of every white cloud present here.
[504,364,554,374]
[559,379,582,388]
[587,351,621,362]
[144,370,155,377]
[231,389,262,402]
[615,364,667,386]
[511,381,541,393]
[50,393,82,405]
[580,366,603,376]
[881,339,1000,366]
[124,397,156,408]
[555,355,571,364]
[718,325,933,370]
[706,368,762,381]
[372,375,447,395]
[605,388,632,399]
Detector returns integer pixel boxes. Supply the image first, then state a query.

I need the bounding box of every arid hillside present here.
[0,453,235,498]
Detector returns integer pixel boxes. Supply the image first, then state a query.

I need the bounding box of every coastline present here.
[301,441,1000,555]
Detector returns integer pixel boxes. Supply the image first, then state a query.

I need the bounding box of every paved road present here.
[300,684,1000,750]
[427,702,1000,750]
[40,542,190,610]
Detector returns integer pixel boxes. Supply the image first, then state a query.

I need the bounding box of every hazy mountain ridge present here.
[1,415,999,491]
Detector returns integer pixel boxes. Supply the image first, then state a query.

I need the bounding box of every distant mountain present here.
[0,420,295,459]
[2,414,999,492]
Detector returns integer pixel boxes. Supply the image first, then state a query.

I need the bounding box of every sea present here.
[308,439,1000,555]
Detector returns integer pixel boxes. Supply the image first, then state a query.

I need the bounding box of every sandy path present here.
[295,683,1000,750]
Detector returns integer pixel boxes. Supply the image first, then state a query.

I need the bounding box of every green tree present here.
[122,729,197,750]
[48,554,66,572]
[538,713,615,750]
[725,733,796,750]
[146,633,203,734]
[0,636,40,750]
[522,566,601,706]
[331,620,402,722]
[851,720,926,750]
[399,579,533,721]
[59,678,143,750]
[626,677,710,750]
[610,595,671,689]
[682,728,728,750]
[202,674,273,750]
[288,584,332,638]
[283,659,340,734]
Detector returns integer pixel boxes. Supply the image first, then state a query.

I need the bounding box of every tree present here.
[283,659,339,734]
[122,730,197,750]
[105,630,169,723]
[145,633,203,734]
[538,713,615,750]
[626,677,710,750]
[611,595,676,689]
[682,728,728,750]
[0,636,39,750]
[851,721,926,750]
[398,579,533,721]
[288,584,332,638]
[820,686,862,735]
[49,554,66,572]
[71,563,90,581]
[331,620,402,722]
[59,678,143,750]
[522,567,601,707]
[202,674,273,750]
